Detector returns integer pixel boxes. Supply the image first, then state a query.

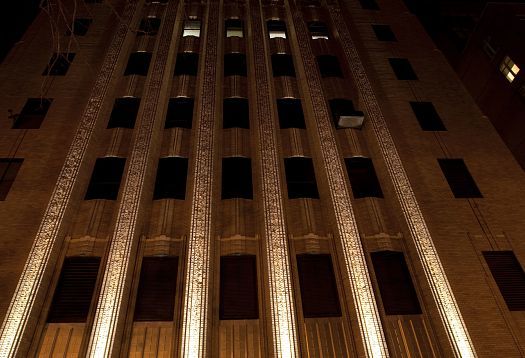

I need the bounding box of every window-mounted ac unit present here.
[337,112,364,129]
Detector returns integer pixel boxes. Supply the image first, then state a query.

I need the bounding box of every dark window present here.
[223,98,249,129]
[224,53,247,77]
[483,251,525,311]
[67,18,92,36]
[165,97,194,129]
[124,52,152,76]
[47,257,101,322]
[0,158,23,200]
[174,52,199,76]
[297,254,341,317]
[372,24,396,41]
[43,53,75,76]
[220,255,259,320]
[388,58,418,80]
[222,157,253,199]
[107,97,141,129]
[359,0,379,10]
[409,102,446,131]
[153,157,188,200]
[134,256,179,321]
[84,0,102,3]
[371,251,422,315]
[284,157,319,199]
[345,157,383,198]
[317,55,343,78]
[438,159,482,198]
[328,99,364,128]
[308,21,329,39]
[225,19,243,38]
[271,54,295,77]
[267,20,287,39]
[138,17,161,36]
[277,98,305,129]
[85,157,126,200]
[13,98,53,129]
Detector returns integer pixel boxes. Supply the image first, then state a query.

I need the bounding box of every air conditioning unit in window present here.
[337,112,365,129]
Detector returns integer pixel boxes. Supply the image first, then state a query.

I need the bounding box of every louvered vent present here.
[47,256,100,323]
[484,251,525,311]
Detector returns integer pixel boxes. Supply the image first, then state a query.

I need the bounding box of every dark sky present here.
[1,1,41,62]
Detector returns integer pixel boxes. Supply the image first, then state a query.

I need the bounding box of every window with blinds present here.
[220,255,259,320]
[483,251,525,311]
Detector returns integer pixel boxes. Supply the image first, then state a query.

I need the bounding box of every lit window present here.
[500,56,520,83]
[183,20,200,37]
[308,21,329,40]
[226,19,243,38]
[267,20,287,39]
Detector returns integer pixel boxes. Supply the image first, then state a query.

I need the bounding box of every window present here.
[500,56,520,83]
[296,254,341,317]
[359,0,379,10]
[107,97,141,129]
[220,256,259,319]
[13,98,53,129]
[85,157,126,200]
[267,20,287,39]
[134,256,179,321]
[483,251,525,311]
[308,21,329,40]
[372,24,396,41]
[183,20,200,37]
[225,19,243,38]
[124,52,152,76]
[345,157,383,198]
[317,55,343,78]
[224,53,247,77]
[165,97,194,128]
[223,98,249,129]
[153,157,188,200]
[371,251,422,315]
[67,18,92,36]
[222,157,253,199]
[84,0,102,3]
[271,54,295,77]
[47,257,101,322]
[277,98,305,129]
[43,53,75,76]
[409,102,446,131]
[174,52,199,76]
[284,157,319,199]
[138,17,161,36]
[0,159,23,200]
[388,58,418,80]
[438,159,482,198]
[328,99,364,128]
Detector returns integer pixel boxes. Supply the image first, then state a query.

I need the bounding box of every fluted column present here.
[86,0,180,356]
[179,1,220,357]
[285,1,390,356]
[249,0,300,356]
[0,2,139,357]
[327,2,477,357]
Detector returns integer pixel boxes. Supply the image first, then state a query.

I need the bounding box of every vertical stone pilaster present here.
[327,3,477,357]
[286,2,390,356]
[0,3,139,357]
[179,1,220,357]
[86,0,180,356]
[249,0,300,356]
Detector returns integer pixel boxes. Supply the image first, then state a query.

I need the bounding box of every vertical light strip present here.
[327,4,477,357]
[179,2,219,357]
[86,1,178,356]
[0,3,138,357]
[249,0,299,356]
[287,3,390,357]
